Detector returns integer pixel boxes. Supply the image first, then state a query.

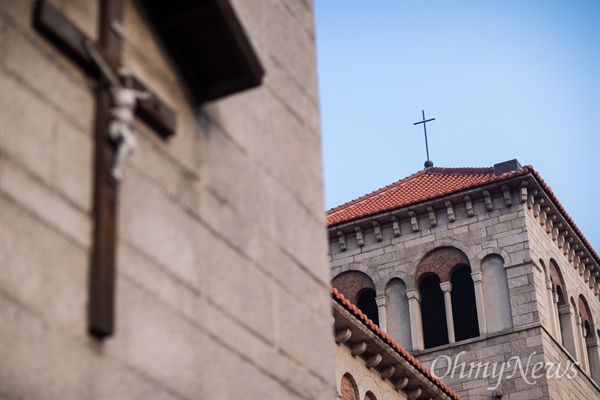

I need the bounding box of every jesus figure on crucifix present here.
[84,39,152,182]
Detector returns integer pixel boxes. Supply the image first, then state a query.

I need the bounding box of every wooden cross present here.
[413,110,435,168]
[34,0,176,339]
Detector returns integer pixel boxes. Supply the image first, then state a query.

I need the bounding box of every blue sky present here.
[314,0,600,249]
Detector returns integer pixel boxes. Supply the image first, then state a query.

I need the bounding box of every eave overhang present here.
[139,0,264,104]
[332,288,462,400]
[327,168,599,270]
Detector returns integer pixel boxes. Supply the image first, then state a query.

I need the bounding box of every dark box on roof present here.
[494,159,522,176]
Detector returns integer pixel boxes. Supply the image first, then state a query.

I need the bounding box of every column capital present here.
[471,271,483,283]
[586,336,599,348]
[439,281,452,293]
[375,295,387,307]
[558,303,573,315]
[406,289,421,301]
[553,293,560,304]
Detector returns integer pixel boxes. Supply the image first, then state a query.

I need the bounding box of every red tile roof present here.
[326,164,599,264]
[331,287,462,400]
[328,166,506,226]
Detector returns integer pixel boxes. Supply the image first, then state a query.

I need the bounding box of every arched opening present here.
[584,321,592,339]
[357,289,379,326]
[451,266,480,341]
[331,271,376,305]
[340,373,358,400]
[556,285,565,306]
[364,391,377,400]
[579,295,600,382]
[420,274,448,349]
[549,260,577,357]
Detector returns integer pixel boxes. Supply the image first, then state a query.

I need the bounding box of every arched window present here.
[332,271,380,326]
[357,289,379,326]
[340,373,358,400]
[578,295,600,381]
[451,266,479,341]
[420,274,448,349]
[364,391,377,400]
[415,247,481,349]
[549,260,577,356]
[385,278,412,350]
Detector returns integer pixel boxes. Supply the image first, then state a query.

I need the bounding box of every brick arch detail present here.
[548,259,567,301]
[332,271,376,305]
[340,373,359,400]
[364,391,377,400]
[578,295,594,336]
[406,239,475,288]
[415,247,470,284]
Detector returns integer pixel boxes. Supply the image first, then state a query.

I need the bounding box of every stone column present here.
[439,282,455,344]
[406,289,424,351]
[576,315,589,373]
[553,293,562,344]
[376,295,387,333]
[586,336,600,384]
[471,271,487,336]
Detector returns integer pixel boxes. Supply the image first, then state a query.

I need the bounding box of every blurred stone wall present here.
[0,0,335,398]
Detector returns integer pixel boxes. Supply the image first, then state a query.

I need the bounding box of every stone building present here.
[328,160,600,399]
[0,0,336,398]
[332,287,462,400]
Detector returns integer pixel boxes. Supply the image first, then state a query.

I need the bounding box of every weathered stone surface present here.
[328,178,600,399]
[0,1,335,398]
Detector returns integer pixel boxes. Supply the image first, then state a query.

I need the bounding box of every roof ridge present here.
[326,168,429,216]
[427,166,494,175]
[326,162,598,264]
[327,166,497,216]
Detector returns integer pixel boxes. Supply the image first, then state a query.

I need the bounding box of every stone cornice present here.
[328,172,599,299]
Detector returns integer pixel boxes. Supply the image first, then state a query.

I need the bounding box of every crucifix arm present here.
[83,39,120,88]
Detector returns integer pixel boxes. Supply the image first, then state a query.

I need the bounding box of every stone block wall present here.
[329,190,531,310]
[542,329,599,400]
[335,344,408,400]
[328,181,600,398]
[0,0,335,398]
[524,194,600,390]
[417,326,551,399]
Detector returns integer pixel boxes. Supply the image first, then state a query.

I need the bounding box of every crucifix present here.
[34,0,176,339]
[413,110,435,168]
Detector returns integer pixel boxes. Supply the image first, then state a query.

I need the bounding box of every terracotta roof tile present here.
[326,164,599,264]
[331,287,462,400]
[327,166,500,226]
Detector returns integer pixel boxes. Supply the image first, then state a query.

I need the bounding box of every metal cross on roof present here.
[413,110,435,168]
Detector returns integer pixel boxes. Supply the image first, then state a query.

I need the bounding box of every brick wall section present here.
[0,0,335,398]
